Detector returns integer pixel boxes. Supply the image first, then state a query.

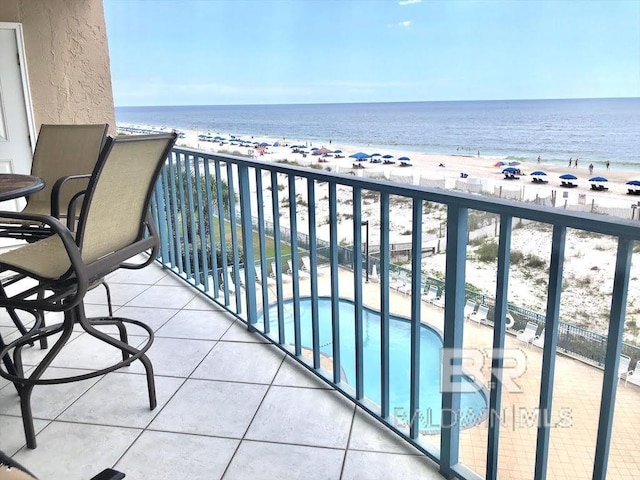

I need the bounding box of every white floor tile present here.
[155,309,234,340]
[192,341,284,384]
[348,408,420,454]
[115,430,238,480]
[150,379,267,438]
[11,422,140,480]
[341,450,441,480]
[125,285,197,309]
[0,414,49,456]
[126,337,214,378]
[246,386,354,449]
[272,357,332,389]
[58,372,183,428]
[223,440,344,480]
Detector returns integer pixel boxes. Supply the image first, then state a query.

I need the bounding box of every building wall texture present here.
[0,0,116,132]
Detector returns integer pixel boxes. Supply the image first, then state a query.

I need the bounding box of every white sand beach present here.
[123,125,640,342]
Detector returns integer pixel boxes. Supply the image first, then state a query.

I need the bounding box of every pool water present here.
[260,297,488,434]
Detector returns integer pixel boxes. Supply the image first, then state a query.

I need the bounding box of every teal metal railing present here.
[150,146,640,480]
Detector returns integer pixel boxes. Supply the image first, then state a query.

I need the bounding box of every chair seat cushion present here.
[0,234,71,279]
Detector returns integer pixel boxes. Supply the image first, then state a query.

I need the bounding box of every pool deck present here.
[1,262,638,479]
[250,264,640,479]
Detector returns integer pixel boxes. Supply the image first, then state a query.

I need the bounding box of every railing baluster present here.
[593,237,633,480]
[409,198,423,438]
[176,153,192,280]
[215,160,229,305]
[486,214,513,480]
[329,181,341,383]
[226,162,242,314]
[288,175,301,355]
[167,153,183,273]
[238,164,257,326]
[270,171,285,344]
[185,154,201,286]
[203,158,220,295]
[307,179,320,369]
[534,225,566,479]
[193,155,209,288]
[255,169,270,334]
[380,193,390,419]
[353,187,364,400]
[440,205,468,475]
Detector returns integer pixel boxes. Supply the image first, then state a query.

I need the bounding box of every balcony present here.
[1,145,640,479]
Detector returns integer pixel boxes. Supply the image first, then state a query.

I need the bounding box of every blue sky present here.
[104,0,640,106]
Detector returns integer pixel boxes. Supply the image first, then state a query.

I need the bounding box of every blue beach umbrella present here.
[310,147,319,151]
[502,167,519,174]
[333,149,343,154]
[398,156,411,162]
[508,161,521,166]
[559,173,578,180]
[382,154,394,159]
[370,153,381,157]
[589,176,608,182]
[349,152,371,161]
[531,171,547,176]
[626,180,640,186]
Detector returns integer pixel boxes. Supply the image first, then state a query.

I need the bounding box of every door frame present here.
[0,22,36,154]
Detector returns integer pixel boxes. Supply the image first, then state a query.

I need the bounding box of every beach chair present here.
[625,360,640,387]
[532,328,545,349]
[369,264,379,283]
[288,258,309,279]
[270,261,277,278]
[463,300,477,319]
[397,278,412,296]
[390,275,405,292]
[469,304,489,324]
[516,321,538,347]
[421,285,437,303]
[618,354,632,383]
[301,255,311,271]
[256,265,275,286]
[432,291,446,308]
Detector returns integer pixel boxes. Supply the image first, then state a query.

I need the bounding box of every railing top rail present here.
[172,146,640,239]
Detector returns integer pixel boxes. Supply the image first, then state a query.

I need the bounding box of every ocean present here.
[115,98,640,169]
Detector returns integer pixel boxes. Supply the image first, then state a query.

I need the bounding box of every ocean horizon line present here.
[114,96,640,110]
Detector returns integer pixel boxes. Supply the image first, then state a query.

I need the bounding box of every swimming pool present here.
[260,297,488,434]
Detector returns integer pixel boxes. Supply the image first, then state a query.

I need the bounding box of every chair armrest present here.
[50,174,91,218]
[0,211,87,311]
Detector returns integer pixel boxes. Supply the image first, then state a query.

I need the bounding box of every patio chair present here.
[625,360,640,387]
[301,255,311,271]
[432,291,446,308]
[421,285,438,303]
[532,328,545,348]
[287,259,309,279]
[469,304,489,323]
[0,133,177,449]
[516,321,538,347]
[0,124,111,349]
[463,299,477,319]
[255,265,275,286]
[618,354,632,383]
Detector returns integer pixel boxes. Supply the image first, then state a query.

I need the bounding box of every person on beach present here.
[589,163,594,175]
[537,156,541,164]
[477,150,480,157]
[575,158,578,168]
[569,157,572,167]
[606,160,610,170]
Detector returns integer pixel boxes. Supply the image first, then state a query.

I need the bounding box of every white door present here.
[0,23,36,211]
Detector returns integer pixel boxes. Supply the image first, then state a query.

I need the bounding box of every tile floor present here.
[0,263,442,480]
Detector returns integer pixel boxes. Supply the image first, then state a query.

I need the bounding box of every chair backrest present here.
[619,355,631,376]
[76,133,177,266]
[477,305,489,316]
[26,124,109,216]
[525,321,537,333]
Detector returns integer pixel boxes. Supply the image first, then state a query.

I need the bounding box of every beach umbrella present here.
[508,161,521,166]
[382,154,394,159]
[589,176,608,182]
[349,152,371,161]
[626,180,640,186]
[559,173,578,180]
[273,141,280,147]
[502,167,519,174]
[259,142,270,147]
[398,156,411,162]
[333,149,343,154]
[310,147,319,151]
[312,146,333,156]
[370,153,381,157]
[531,171,547,176]
[494,161,507,167]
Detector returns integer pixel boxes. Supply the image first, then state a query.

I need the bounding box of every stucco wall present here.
[0,0,116,132]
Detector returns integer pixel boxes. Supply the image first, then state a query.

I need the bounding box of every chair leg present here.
[78,305,156,410]
[102,281,114,317]
[19,385,36,449]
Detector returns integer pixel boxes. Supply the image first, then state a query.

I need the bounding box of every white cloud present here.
[398,0,421,5]
[398,20,411,27]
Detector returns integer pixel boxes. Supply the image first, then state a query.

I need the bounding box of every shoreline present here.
[118,122,640,215]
